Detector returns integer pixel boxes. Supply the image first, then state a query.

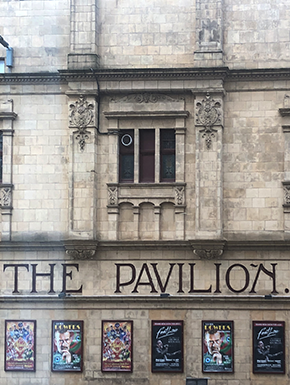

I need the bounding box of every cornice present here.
[2,67,290,85]
[1,294,289,310]
[0,239,289,253]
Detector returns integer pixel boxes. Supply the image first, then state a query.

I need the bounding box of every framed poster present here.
[151,320,183,373]
[253,321,285,374]
[101,320,133,372]
[51,320,83,372]
[202,320,234,373]
[5,320,36,371]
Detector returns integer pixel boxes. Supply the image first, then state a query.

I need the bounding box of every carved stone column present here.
[68,0,100,69]
[67,93,98,239]
[194,0,224,66]
[195,92,223,239]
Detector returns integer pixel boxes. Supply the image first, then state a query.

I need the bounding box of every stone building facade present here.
[0,0,290,384]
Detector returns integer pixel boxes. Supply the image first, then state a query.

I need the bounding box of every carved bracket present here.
[195,93,223,149]
[191,240,226,259]
[64,241,98,260]
[69,95,95,151]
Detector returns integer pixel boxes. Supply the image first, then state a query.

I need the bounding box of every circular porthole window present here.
[121,134,133,146]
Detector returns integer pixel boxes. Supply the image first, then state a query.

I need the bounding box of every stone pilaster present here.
[194,0,224,66]
[68,0,100,69]
[195,92,224,239]
[67,92,98,239]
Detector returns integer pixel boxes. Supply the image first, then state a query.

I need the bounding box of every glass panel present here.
[161,154,175,180]
[120,154,134,182]
[160,129,175,182]
[139,130,155,182]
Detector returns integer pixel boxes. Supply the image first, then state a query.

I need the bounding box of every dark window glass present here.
[139,129,155,183]
[119,130,134,183]
[160,129,175,182]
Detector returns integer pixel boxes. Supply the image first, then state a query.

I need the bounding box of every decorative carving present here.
[193,248,224,260]
[65,248,96,260]
[196,93,222,149]
[175,186,184,206]
[283,184,290,205]
[0,187,12,207]
[111,93,183,104]
[108,186,118,206]
[284,94,290,108]
[199,19,220,46]
[69,95,94,151]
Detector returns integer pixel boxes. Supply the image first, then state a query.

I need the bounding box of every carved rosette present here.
[69,95,94,151]
[196,93,222,149]
[193,248,224,260]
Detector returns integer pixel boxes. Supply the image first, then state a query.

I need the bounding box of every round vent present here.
[121,134,133,146]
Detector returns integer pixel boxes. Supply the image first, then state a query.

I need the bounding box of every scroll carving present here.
[69,95,94,151]
[196,93,222,149]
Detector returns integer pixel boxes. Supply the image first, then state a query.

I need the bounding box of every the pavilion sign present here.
[0,262,283,296]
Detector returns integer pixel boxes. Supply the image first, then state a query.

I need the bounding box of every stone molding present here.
[0,239,290,253]
[2,68,290,84]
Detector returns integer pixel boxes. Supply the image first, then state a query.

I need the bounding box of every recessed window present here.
[119,128,175,183]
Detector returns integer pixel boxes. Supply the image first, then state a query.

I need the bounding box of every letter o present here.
[225,263,250,293]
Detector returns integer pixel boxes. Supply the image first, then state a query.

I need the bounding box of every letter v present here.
[151,263,175,293]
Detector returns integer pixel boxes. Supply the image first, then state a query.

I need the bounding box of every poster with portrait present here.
[253,321,285,374]
[101,320,133,372]
[5,320,36,371]
[51,320,83,372]
[202,320,234,373]
[151,321,183,373]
